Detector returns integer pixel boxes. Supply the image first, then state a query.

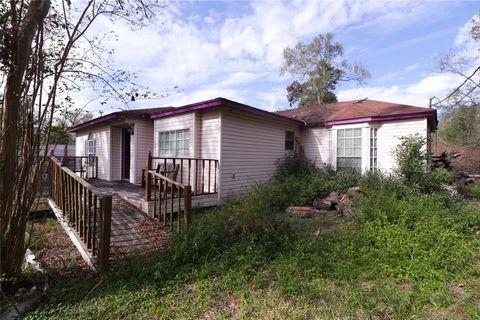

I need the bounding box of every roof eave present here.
[67,112,150,133]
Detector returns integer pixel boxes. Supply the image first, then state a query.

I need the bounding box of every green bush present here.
[457,182,480,199]
[393,134,452,192]
[275,152,316,179]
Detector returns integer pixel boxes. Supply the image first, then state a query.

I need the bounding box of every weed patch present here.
[23,171,480,319]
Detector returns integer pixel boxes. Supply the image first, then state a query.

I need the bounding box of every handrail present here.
[56,155,98,179]
[51,157,107,195]
[148,170,189,189]
[146,167,192,230]
[151,156,219,162]
[146,156,219,196]
[48,156,112,271]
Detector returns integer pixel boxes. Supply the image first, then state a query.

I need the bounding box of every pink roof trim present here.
[317,110,436,127]
[149,97,305,126]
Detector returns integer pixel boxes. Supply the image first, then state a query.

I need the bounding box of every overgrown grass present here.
[24,169,480,319]
[458,182,480,200]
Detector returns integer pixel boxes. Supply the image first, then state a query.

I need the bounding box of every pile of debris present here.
[287,187,360,219]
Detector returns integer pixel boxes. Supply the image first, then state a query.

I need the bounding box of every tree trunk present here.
[0,0,50,284]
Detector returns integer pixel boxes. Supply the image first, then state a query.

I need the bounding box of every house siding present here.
[75,126,111,180]
[110,127,122,181]
[301,127,330,167]
[375,118,428,172]
[153,110,221,194]
[198,109,220,159]
[153,112,195,157]
[219,107,300,199]
[131,120,154,184]
[321,118,428,173]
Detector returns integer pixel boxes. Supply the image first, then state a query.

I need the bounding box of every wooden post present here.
[95,156,98,178]
[98,195,112,272]
[183,185,192,226]
[145,151,152,201]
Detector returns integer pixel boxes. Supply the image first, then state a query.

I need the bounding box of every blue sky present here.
[79,0,480,115]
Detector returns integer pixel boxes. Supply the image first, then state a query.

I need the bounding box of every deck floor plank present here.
[87,180,171,258]
[107,195,171,257]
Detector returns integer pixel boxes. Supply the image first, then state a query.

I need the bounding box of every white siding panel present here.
[74,126,111,180]
[220,108,300,199]
[376,118,428,172]
[198,109,220,160]
[301,128,331,167]
[197,110,220,193]
[76,134,87,157]
[110,127,122,181]
[132,120,154,184]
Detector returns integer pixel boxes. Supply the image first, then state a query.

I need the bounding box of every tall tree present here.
[438,104,480,146]
[0,0,164,286]
[280,33,370,108]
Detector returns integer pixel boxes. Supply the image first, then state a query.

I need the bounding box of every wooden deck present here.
[90,179,219,216]
[48,195,171,269]
[45,156,219,271]
[109,195,171,257]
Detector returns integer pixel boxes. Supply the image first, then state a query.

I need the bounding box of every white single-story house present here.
[68,97,437,203]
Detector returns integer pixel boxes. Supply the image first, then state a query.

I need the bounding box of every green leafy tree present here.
[438,104,480,146]
[280,33,370,108]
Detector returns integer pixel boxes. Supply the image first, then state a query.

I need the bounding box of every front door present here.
[122,128,131,181]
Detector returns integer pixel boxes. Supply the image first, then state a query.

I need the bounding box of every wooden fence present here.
[146,169,192,232]
[48,156,111,271]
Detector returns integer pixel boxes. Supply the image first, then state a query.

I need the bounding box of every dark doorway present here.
[122,128,131,181]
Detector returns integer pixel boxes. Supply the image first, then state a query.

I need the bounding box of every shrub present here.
[457,182,480,200]
[167,182,299,268]
[393,134,452,192]
[275,151,316,179]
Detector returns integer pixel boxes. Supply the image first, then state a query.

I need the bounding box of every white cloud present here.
[72,0,467,116]
[338,72,462,107]
[404,63,419,72]
[453,14,480,62]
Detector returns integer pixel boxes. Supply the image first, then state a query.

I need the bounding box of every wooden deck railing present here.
[149,156,219,195]
[48,156,112,271]
[147,170,192,231]
[60,156,98,179]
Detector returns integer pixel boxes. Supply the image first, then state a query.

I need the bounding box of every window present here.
[158,129,190,157]
[285,131,295,150]
[370,128,378,171]
[85,139,96,165]
[337,128,362,170]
